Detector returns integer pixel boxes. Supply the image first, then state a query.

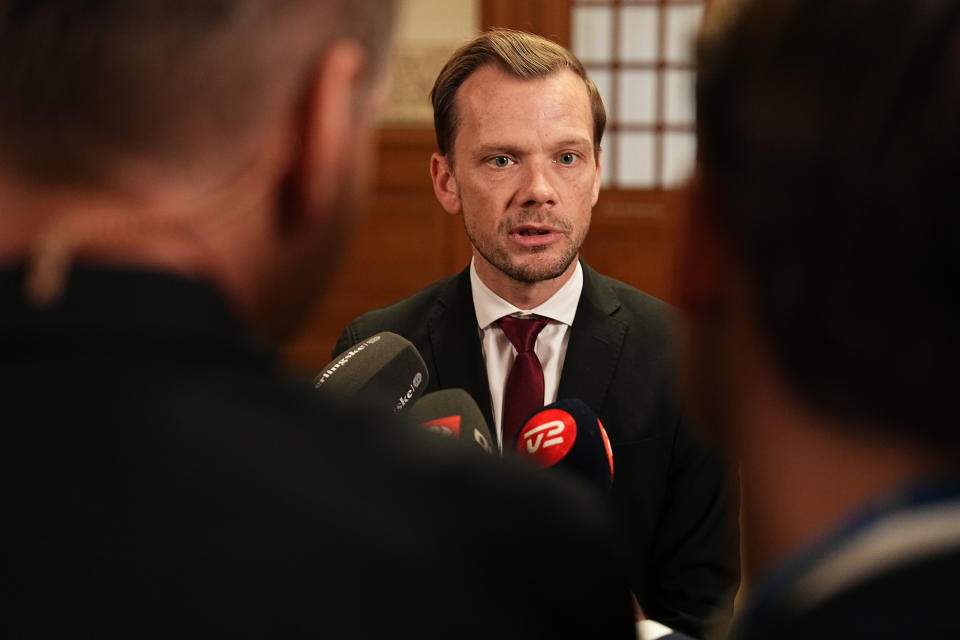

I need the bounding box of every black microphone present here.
[405,389,494,454]
[314,332,428,413]
[510,398,615,492]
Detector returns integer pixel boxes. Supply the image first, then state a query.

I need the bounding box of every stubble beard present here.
[464,212,587,284]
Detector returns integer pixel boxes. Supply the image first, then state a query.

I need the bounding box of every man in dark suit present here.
[336,29,738,637]
[1,2,637,637]
[678,0,960,637]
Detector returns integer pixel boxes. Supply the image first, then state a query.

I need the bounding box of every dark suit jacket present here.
[335,262,740,637]
[2,264,636,639]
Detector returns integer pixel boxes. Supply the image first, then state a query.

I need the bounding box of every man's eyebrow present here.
[469,138,593,160]
[553,138,593,150]
[470,144,524,160]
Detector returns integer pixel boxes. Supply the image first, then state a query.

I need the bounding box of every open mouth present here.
[510,226,560,247]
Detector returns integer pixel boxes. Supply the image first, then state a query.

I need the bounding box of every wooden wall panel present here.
[483,0,573,46]
[582,189,680,303]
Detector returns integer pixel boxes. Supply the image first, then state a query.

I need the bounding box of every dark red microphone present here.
[406,389,494,454]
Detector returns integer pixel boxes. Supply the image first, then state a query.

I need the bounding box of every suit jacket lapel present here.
[426,268,496,429]
[557,262,628,419]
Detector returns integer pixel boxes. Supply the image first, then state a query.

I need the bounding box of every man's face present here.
[435,65,601,285]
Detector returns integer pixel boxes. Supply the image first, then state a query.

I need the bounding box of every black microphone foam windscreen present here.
[314,332,428,413]
[511,398,615,492]
[406,389,494,454]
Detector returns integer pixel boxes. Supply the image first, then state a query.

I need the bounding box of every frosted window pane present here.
[619,70,657,125]
[663,132,697,188]
[573,7,613,64]
[599,132,615,188]
[587,69,613,123]
[617,132,656,188]
[664,70,695,125]
[665,5,704,63]
[619,7,658,63]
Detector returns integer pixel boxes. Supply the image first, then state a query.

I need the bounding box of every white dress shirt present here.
[470,259,584,449]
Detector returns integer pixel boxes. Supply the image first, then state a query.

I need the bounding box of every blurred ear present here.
[430,153,461,215]
[675,171,729,316]
[282,40,368,233]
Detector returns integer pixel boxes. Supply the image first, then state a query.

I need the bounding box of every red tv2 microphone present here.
[512,398,614,492]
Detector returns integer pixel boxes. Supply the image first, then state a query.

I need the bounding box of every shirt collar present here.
[470,258,583,330]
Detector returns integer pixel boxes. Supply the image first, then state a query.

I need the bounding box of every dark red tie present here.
[500,315,550,448]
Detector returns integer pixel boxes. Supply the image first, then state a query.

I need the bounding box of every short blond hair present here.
[430,29,606,159]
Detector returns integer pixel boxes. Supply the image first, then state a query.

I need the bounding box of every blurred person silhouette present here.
[0,1,636,637]
[679,0,960,638]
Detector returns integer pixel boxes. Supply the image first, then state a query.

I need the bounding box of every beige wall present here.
[382,0,480,124]
[395,0,478,44]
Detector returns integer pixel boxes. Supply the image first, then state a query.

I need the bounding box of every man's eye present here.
[490,156,513,168]
[558,153,577,165]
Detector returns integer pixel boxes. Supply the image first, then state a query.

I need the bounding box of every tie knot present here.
[499,315,550,353]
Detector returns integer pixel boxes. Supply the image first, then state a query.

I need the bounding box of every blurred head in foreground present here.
[0,0,397,341]
[681,0,960,576]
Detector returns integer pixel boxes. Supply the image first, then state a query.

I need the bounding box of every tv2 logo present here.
[521,420,567,453]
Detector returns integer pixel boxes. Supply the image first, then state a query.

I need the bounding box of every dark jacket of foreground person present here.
[2,265,636,639]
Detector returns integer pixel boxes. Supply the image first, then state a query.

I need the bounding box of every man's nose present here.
[518,161,558,208]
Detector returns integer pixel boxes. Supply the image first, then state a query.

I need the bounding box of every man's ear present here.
[675,170,729,316]
[283,40,368,233]
[591,147,603,206]
[430,152,461,215]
